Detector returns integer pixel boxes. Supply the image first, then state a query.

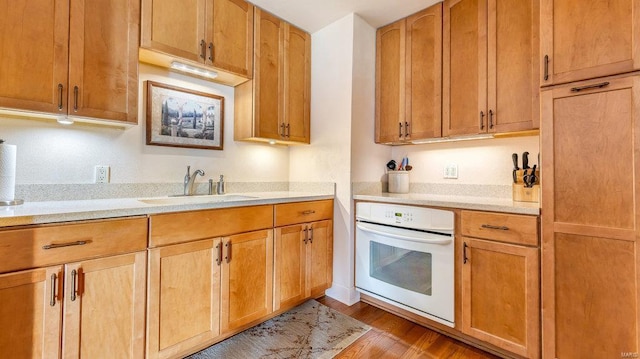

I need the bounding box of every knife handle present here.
[512,153,519,170]
[522,152,530,169]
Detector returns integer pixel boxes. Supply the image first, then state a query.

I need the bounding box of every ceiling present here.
[248,0,441,33]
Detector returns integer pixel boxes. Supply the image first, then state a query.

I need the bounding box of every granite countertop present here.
[352,192,540,215]
[0,191,334,228]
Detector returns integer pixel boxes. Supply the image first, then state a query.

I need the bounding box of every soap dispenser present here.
[216,175,225,195]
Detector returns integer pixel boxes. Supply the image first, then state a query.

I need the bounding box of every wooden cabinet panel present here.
[443,0,486,136]
[308,220,333,297]
[541,74,640,358]
[284,24,311,143]
[488,0,539,132]
[211,0,253,77]
[0,266,62,359]
[540,0,640,85]
[0,0,69,114]
[461,210,538,246]
[0,217,148,274]
[68,0,139,123]
[62,252,146,358]
[375,20,405,143]
[147,240,221,359]
[221,229,273,332]
[149,205,273,247]
[274,225,306,311]
[461,238,539,358]
[274,200,333,227]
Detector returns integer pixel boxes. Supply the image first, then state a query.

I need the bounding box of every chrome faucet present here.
[183,166,205,196]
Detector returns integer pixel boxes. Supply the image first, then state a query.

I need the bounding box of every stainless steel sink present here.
[138,194,257,205]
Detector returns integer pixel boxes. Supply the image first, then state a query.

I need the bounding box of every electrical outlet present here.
[95,165,110,183]
[443,163,458,179]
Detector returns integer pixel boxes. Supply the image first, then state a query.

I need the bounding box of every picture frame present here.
[146,81,224,150]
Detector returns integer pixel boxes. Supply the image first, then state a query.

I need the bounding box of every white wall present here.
[1,64,289,185]
[289,13,358,304]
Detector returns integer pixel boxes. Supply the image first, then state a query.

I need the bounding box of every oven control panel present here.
[355,202,454,232]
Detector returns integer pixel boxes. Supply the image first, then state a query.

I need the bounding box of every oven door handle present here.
[356,222,452,245]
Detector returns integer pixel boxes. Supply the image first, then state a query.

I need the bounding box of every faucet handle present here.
[186,165,191,176]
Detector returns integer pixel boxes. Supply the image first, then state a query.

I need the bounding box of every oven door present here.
[355,221,454,326]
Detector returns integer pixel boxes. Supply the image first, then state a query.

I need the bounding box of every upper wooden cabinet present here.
[0,0,139,124]
[540,0,640,85]
[140,0,254,86]
[375,4,443,144]
[234,8,311,144]
[443,0,539,136]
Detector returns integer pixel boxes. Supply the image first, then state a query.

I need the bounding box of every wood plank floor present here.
[317,297,500,359]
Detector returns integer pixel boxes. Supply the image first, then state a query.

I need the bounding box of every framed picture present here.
[146,81,224,150]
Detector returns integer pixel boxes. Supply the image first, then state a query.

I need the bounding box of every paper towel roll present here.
[0,143,16,201]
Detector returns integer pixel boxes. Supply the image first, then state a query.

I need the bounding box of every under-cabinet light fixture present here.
[170,61,218,79]
[410,133,494,145]
[56,116,74,125]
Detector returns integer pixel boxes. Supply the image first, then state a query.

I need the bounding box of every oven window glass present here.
[370,241,432,296]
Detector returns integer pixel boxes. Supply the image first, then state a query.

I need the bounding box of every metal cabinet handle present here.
[208,42,214,62]
[481,224,509,231]
[488,110,494,129]
[280,123,286,137]
[200,39,206,60]
[308,227,313,244]
[570,82,610,92]
[463,242,469,264]
[285,123,290,137]
[301,210,316,215]
[479,111,485,130]
[225,241,232,264]
[70,269,78,301]
[49,273,57,307]
[43,240,88,250]
[73,86,79,112]
[303,226,308,244]
[405,121,410,138]
[543,55,549,81]
[215,242,222,266]
[57,84,64,111]
[398,122,403,138]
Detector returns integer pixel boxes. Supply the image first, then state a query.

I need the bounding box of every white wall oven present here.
[355,202,455,327]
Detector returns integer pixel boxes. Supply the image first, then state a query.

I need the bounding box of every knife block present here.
[513,169,540,202]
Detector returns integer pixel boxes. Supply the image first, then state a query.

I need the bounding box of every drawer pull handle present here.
[481,224,509,231]
[463,242,469,264]
[42,240,88,250]
[70,269,78,301]
[57,84,64,110]
[301,210,316,215]
[570,82,610,92]
[49,273,58,307]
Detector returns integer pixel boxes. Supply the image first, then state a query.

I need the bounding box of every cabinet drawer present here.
[0,217,148,274]
[461,210,538,246]
[149,205,273,247]
[274,200,333,227]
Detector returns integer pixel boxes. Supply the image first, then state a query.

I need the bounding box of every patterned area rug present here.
[186,300,370,359]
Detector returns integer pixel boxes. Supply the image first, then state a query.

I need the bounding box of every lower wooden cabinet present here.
[0,252,147,359]
[274,220,333,311]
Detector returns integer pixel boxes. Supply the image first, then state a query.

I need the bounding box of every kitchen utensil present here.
[386,160,396,170]
[511,153,519,183]
[405,165,413,171]
[527,165,538,188]
[522,151,530,169]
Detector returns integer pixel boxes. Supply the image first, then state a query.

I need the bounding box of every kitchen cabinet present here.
[273,200,333,311]
[541,74,640,358]
[540,0,640,86]
[460,210,539,359]
[234,8,311,144]
[0,0,139,124]
[375,4,442,144]
[443,0,539,136]
[140,0,254,85]
[0,217,148,358]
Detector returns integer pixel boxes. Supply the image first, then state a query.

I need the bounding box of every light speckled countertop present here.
[0,191,334,228]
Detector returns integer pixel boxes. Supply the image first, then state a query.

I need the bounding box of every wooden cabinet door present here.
[68,0,139,123]
[141,0,210,63]
[284,23,311,143]
[375,20,406,143]
[405,4,443,141]
[211,0,253,77]
[254,9,284,141]
[487,0,539,133]
[308,220,333,297]
[461,238,539,358]
[540,0,640,85]
[62,252,146,359]
[541,75,640,358]
[221,229,273,333]
[274,224,306,311]
[443,0,487,136]
[0,0,69,114]
[0,266,62,359]
[147,240,221,359]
